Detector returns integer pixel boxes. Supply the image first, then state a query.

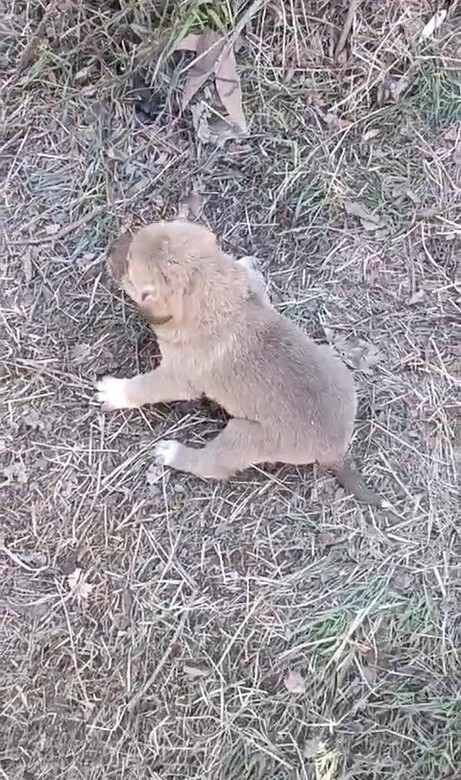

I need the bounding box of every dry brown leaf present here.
[324,111,352,131]
[183,665,210,679]
[356,643,378,684]
[304,737,327,759]
[3,461,28,484]
[175,33,200,52]
[176,29,246,131]
[391,570,413,593]
[145,463,165,486]
[344,340,382,373]
[177,191,204,221]
[362,128,381,142]
[214,44,247,132]
[343,200,383,226]
[45,222,61,235]
[180,31,225,108]
[284,669,305,694]
[408,289,426,305]
[360,219,381,232]
[318,530,336,547]
[23,249,33,282]
[208,116,246,145]
[420,10,447,40]
[376,75,410,106]
[443,126,459,142]
[22,408,45,431]
[190,101,212,144]
[67,567,93,605]
[119,586,133,629]
[324,329,383,373]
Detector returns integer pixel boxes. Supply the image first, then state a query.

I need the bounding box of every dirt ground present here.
[2,2,460,779]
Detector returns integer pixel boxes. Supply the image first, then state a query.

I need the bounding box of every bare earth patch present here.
[2,2,459,779]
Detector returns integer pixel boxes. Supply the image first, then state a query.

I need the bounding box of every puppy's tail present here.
[328,460,390,508]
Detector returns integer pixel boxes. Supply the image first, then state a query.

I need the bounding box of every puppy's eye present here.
[141,290,152,302]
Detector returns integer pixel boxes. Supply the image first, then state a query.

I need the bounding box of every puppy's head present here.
[108,221,246,335]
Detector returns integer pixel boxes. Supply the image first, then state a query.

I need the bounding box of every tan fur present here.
[98,221,386,506]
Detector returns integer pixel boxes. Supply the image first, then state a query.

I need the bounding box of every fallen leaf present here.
[348,341,382,372]
[129,23,151,38]
[442,126,459,142]
[74,63,94,83]
[376,75,410,106]
[214,43,247,131]
[44,222,61,235]
[325,331,383,373]
[190,101,212,144]
[22,408,45,431]
[361,219,382,232]
[417,205,439,218]
[420,10,447,40]
[190,106,244,147]
[67,567,93,605]
[355,641,373,656]
[145,463,165,486]
[122,586,133,616]
[180,31,225,107]
[23,249,33,282]
[304,737,327,759]
[391,570,413,594]
[408,289,426,305]
[71,343,92,363]
[343,200,384,227]
[318,530,336,547]
[59,550,79,575]
[324,111,352,131]
[390,182,420,205]
[3,461,28,484]
[14,550,48,569]
[363,660,378,683]
[356,643,378,684]
[176,29,247,132]
[175,33,200,52]
[362,128,380,141]
[284,669,305,694]
[208,116,245,145]
[177,191,204,220]
[119,586,133,629]
[183,665,210,679]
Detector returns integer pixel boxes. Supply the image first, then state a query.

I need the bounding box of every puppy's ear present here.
[107,231,133,282]
[139,287,173,327]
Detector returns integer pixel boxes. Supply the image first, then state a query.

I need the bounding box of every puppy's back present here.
[203,307,356,466]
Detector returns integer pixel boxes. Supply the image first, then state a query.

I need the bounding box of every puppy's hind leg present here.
[154,419,266,479]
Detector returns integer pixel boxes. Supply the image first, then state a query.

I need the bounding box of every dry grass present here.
[1,1,460,779]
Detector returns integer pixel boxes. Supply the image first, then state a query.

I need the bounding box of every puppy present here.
[98,221,387,506]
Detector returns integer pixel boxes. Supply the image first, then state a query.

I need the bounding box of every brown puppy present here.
[98,221,388,506]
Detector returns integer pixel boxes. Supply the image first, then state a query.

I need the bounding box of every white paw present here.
[237,255,261,272]
[96,376,136,411]
[154,439,181,467]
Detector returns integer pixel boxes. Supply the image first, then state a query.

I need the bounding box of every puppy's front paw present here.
[154,439,181,467]
[238,255,261,272]
[96,376,137,411]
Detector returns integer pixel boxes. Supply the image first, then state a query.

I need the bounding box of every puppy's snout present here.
[138,287,174,327]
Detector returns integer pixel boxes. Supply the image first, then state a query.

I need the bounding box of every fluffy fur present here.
[98,221,386,506]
